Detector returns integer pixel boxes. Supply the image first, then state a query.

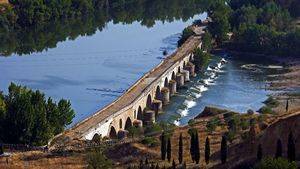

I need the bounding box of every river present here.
[0,1,283,127]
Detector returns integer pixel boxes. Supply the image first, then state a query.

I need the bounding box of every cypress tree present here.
[172,159,176,169]
[257,144,263,161]
[183,162,187,169]
[167,137,172,162]
[221,135,227,164]
[205,137,210,164]
[0,144,3,155]
[190,132,195,162]
[178,133,183,164]
[161,132,166,160]
[145,158,149,165]
[194,132,200,164]
[275,139,282,158]
[287,132,296,161]
[286,99,289,112]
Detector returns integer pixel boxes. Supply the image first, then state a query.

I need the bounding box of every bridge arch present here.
[172,71,176,80]
[155,86,161,100]
[109,126,117,139]
[125,117,132,130]
[137,106,143,120]
[164,77,169,87]
[146,94,152,109]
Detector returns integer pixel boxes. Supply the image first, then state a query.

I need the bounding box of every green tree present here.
[202,32,213,52]
[172,159,176,169]
[87,148,113,169]
[287,132,295,162]
[257,144,263,161]
[205,137,210,164]
[178,133,183,164]
[178,27,195,47]
[161,132,166,160]
[167,137,172,162]
[221,135,227,164]
[194,132,200,164]
[275,139,282,158]
[193,48,211,71]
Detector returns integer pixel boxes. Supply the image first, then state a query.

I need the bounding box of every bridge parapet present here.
[50,35,202,146]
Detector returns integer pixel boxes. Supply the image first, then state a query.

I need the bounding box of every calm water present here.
[0,13,207,125]
[0,1,283,127]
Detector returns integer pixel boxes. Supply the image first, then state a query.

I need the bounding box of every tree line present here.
[0,83,75,146]
[205,0,300,58]
[0,0,208,56]
[158,130,297,168]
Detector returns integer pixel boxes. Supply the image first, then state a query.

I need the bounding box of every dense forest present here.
[0,0,210,56]
[0,83,75,146]
[206,0,300,58]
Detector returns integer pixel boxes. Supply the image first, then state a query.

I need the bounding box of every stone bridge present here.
[54,30,204,144]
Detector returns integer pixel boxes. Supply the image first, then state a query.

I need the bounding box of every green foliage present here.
[161,132,166,160]
[202,32,213,52]
[254,157,297,169]
[221,135,227,164]
[127,126,142,138]
[0,83,75,145]
[188,128,200,164]
[141,137,159,147]
[205,137,210,164]
[193,48,211,71]
[144,123,162,134]
[263,97,279,108]
[208,1,231,44]
[230,5,262,30]
[87,148,113,169]
[178,133,183,164]
[0,0,208,56]
[167,137,171,162]
[206,117,221,133]
[177,27,195,47]
[225,131,236,143]
[259,106,274,114]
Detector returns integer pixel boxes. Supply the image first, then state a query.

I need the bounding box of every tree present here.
[167,137,172,162]
[188,128,197,162]
[193,48,211,71]
[202,32,213,52]
[205,137,210,164]
[194,132,200,164]
[275,139,282,158]
[87,148,113,169]
[285,99,289,112]
[0,144,3,155]
[287,132,295,162]
[161,132,166,160]
[178,133,183,164]
[221,135,227,164]
[257,144,263,161]
[178,27,195,47]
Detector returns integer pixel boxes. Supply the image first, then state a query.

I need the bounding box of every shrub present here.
[178,27,195,47]
[254,157,297,169]
[141,137,159,147]
[87,148,112,169]
[259,106,274,114]
[263,97,279,108]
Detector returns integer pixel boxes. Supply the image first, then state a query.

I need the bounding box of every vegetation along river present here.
[0,0,285,126]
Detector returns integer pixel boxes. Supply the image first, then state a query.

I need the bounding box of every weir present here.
[52,26,205,145]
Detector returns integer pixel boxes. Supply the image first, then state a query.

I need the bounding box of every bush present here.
[225,131,236,143]
[259,106,274,114]
[254,157,297,169]
[193,48,211,71]
[87,148,112,169]
[206,117,221,133]
[177,27,195,47]
[263,97,279,108]
[141,137,159,147]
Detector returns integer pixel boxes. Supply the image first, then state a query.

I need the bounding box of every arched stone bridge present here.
[56,32,204,144]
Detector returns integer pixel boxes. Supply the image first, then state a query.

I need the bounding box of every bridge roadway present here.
[52,30,203,146]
